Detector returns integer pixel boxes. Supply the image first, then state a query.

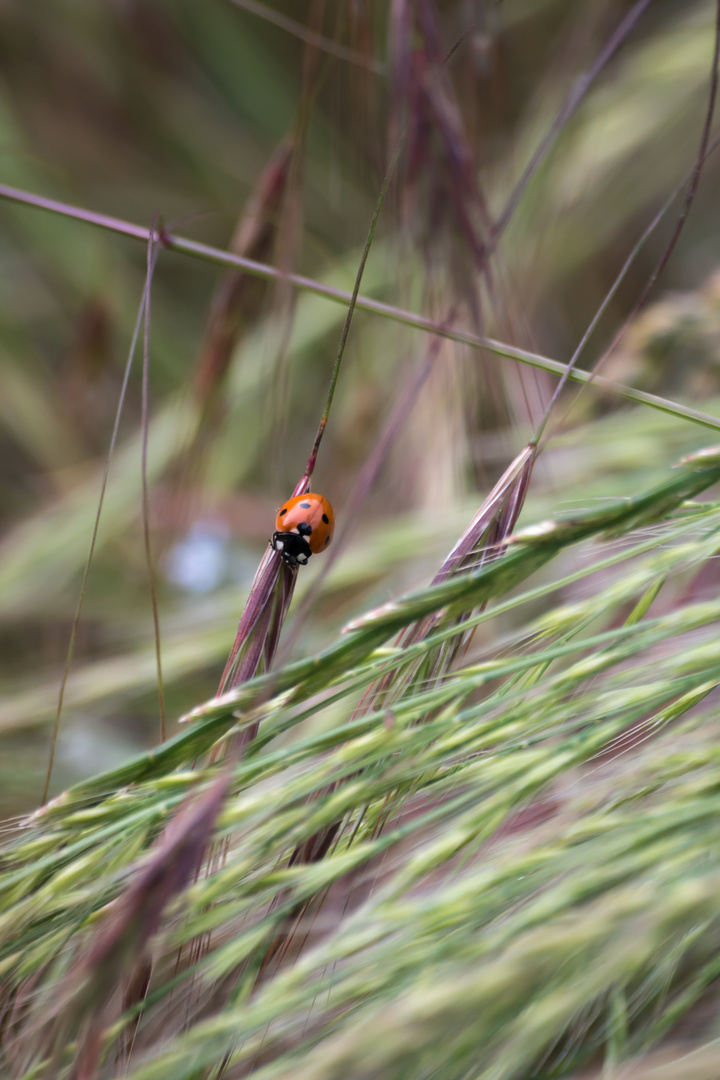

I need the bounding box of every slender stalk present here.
[1,183,720,433]
[41,224,161,804]
[585,0,720,381]
[493,0,656,239]
[303,141,402,480]
[141,217,167,743]
[277,309,456,669]
[227,0,384,73]
[535,2,720,444]
[628,0,720,318]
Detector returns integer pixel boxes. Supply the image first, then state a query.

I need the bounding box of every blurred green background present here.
[1,0,719,812]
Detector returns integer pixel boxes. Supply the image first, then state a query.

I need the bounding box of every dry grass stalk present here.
[10,773,229,1080]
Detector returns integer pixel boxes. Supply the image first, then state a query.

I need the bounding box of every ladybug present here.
[271,493,335,568]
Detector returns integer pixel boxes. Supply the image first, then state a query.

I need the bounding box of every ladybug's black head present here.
[271,530,313,569]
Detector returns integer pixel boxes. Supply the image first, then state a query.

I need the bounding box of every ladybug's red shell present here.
[271,493,335,567]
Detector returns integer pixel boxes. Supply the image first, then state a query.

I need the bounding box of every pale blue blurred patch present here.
[166,520,231,594]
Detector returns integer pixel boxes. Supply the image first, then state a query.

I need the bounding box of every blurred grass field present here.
[1,0,719,811]
[3,3,720,1078]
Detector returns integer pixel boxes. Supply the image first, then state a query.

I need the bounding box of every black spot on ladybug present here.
[325,536,330,545]
[322,513,329,524]
[298,522,312,536]
[279,508,287,516]
[300,501,311,509]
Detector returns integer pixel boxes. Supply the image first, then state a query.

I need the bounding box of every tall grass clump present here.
[2,2,720,1079]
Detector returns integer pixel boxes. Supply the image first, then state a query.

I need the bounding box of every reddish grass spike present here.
[390,0,492,316]
[216,549,295,700]
[363,442,537,697]
[217,473,309,698]
[19,774,229,1080]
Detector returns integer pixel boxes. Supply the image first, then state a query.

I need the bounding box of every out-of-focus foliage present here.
[1,0,719,812]
[2,2,720,1072]
[4,452,720,1079]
